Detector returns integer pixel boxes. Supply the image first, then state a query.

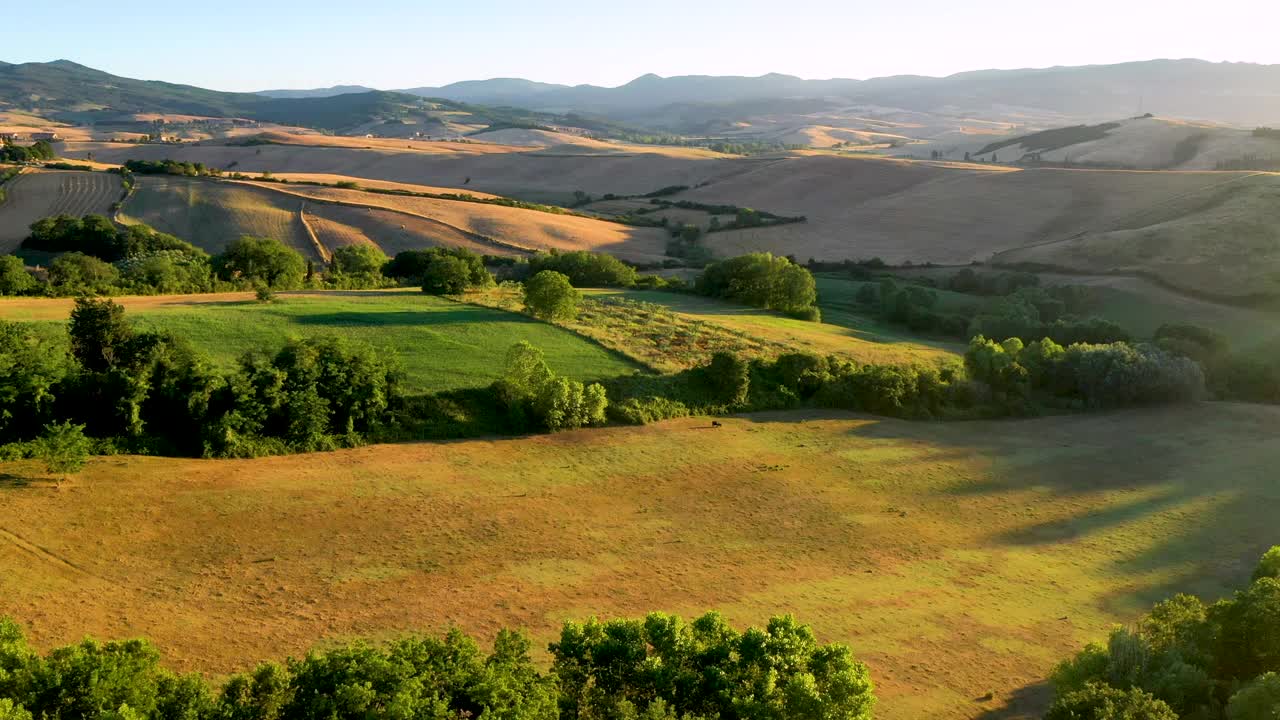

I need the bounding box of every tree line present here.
[0,610,875,720]
[0,140,55,164]
[1042,546,1280,720]
[0,298,400,459]
[850,272,1129,346]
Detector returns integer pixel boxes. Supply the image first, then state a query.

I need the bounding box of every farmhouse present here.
[29,132,61,141]
[0,132,22,143]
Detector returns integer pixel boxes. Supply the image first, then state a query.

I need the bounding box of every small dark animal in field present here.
[711,421,723,428]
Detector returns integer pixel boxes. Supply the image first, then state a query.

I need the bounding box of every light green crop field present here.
[584,288,964,366]
[0,291,641,393]
[1,403,1276,720]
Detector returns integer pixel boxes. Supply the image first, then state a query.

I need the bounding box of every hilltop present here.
[400,60,1280,128]
[0,61,618,135]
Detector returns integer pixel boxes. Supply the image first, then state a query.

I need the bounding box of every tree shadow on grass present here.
[0,473,41,489]
[836,403,1280,601]
[975,681,1053,720]
[288,309,542,328]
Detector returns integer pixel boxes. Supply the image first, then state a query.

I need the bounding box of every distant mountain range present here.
[5,59,1280,134]
[0,60,588,133]
[253,60,1280,128]
[397,61,1280,126]
[256,85,377,99]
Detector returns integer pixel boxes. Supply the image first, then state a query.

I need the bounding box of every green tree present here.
[496,341,606,432]
[0,256,35,296]
[48,252,119,294]
[696,253,817,314]
[216,236,306,290]
[34,421,91,478]
[533,377,608,431]
[420,255,471,295]
[1044,683,1177,720]
[523,271,580,321]
[551,611,874,720]
[1228,673,1280,720]
[68,298,133,374]
[528,250,637,287]
[0,699,31,720]
[0,322,70,443]
[329,244,387,281]
[1211,578,1280,684]
[1255,546,1280,583]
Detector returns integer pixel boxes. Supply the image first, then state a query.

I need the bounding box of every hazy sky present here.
[8,0,1280,90]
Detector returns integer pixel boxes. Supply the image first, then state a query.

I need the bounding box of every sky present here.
[7,0,1280,91]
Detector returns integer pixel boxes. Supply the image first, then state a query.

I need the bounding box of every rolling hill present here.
[961,116,1280,170]
[0,61,614,135]
[0,169,121,252]
[242,181,672,262]
[995,172,1280,301]
[118,176,318,258]
[403,60,1280,127]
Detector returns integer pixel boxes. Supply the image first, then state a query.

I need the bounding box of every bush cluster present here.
[380,247,494,294]
[123,159,221,177]
[696,253,819,319]
[0,610,874,720]
[1154,324,1280,404]
[0,140,55,163]
[965,336,1203,411]
[527,250,638,287]
[1046,547,1280,720]
[859,277,1126,345]
[0,299,400,458]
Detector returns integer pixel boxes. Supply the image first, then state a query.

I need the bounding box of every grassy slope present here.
[0,291,641,394]
[242,182,671,263]
[1,404,1276,720]
[995,173,1280,299]
[119,176,317,259]
[0,170,120,252]
[584,289,963,367]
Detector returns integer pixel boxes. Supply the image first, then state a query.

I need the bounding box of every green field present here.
[584,288,964,366]
[0,291,642,394]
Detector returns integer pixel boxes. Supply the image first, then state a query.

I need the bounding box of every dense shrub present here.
[495,341,606,432]
[0,140,54,163]
[528,250,638,287]
[215,236,306,290]
[1047,547,1280,720]
[0,611,873,720]
[204,335,401,456]
[48,252,120,295]
[327,244,387,285]
[123,159,220,177]
[0,322,70,442]
[0,256,35,296]
[523,271,580,320]
[552,612,875,720]
[696,253,818,316]
[964,336,1203,409]
[384,248,493,292]
[420,255,473,295]
[0,300,400,458]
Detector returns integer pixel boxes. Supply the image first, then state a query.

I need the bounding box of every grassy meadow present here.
[2,403,1276,719]
[0,290,641,393]
[584,288,963,367]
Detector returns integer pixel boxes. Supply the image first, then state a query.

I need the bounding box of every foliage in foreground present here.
[0,611,875,720]
[1044,546,1280,719]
